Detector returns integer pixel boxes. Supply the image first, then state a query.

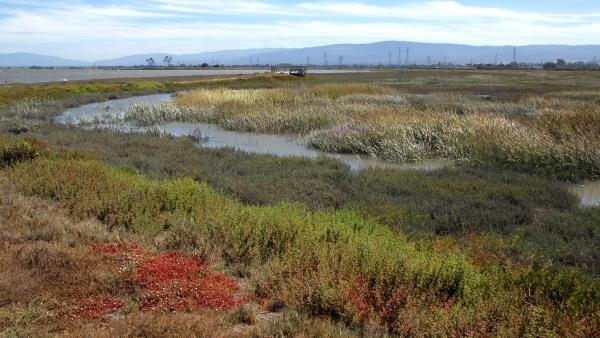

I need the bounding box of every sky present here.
[0,0,599,60]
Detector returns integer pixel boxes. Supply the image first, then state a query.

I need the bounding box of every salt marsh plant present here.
[302,110,600,179]
[4,140,600,336]
[0,99,55,121]
[120,84,600,179]
[6,72,600,335]
[124,102,186,126]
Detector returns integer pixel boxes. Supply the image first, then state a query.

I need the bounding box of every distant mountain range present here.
[0,53,91,67]
[2,41,600,67]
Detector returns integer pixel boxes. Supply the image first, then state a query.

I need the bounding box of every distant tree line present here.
[542,59,600,71]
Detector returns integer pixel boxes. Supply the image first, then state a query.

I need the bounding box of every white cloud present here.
[297,1,600,23]
[149,0,297,16]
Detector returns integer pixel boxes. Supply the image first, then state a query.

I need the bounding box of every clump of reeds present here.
[0,99,56,121]
[123,102,188,126]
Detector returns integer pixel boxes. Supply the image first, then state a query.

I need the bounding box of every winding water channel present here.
[56,94,450,172]
[56,94,600,207]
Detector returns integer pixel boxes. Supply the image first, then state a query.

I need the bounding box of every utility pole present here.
[307,56,310,66]
[397,47,402,66]
[494,53,498,65]
[388,51,392,66]
[339,55,343,67]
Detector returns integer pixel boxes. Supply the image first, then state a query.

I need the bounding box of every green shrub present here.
[0,137,46,167]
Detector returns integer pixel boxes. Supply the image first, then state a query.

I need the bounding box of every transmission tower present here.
[427,56,431,65]
[388,51,392,65]
[397,47,402,66]
[307,56,310,66]
[512,47,517,63]
[323,52,328,66]
[405,47,409,65]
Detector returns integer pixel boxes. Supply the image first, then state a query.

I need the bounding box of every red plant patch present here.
[345,272,409,328]
[131,252,250,311]
[73,296,124,320]
[87,243,250,315]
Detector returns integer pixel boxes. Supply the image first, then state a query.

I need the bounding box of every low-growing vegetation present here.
[1,137,599,336]
[2,70,600,336]
[0,172,356,337]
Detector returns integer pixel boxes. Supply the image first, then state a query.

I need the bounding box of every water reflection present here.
[571,181,600,207]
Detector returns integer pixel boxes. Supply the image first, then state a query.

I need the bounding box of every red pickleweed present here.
[89,243,250,314]
[130,252,250,311]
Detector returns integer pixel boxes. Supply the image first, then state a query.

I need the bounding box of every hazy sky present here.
[1,0,599,60]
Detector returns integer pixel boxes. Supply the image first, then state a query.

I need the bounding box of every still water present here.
[571,181,600,207]
[57,94,450,172]
[0,68,360,84]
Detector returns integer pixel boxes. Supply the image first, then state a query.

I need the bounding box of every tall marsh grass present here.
[0,99,56,121]
[115,84,600,179]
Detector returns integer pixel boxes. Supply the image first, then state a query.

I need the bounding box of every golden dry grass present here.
[159,85,600,179]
